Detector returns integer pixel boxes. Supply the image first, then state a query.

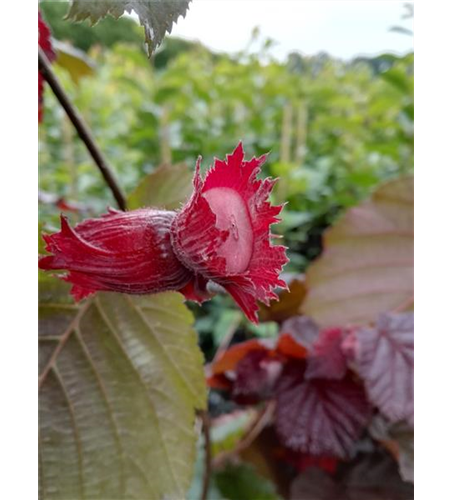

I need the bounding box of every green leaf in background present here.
[187,410,257,500]
[39,278,206,499]
[128,162,193,210]
[39,36,413,228]
[381,66,413,94]
[246,321,279,339]
[211,410,257,457]
[212,310,243,346]
[66,0,192,55]
[53,39,96,83]
[215,463,281,500]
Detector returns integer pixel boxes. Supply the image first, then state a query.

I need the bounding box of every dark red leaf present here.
[355,312,414,424]
[233,350,282,400]
[306,328,347,380]
[206,373,233,391]
[276,333,308,360]
[280,315,320,350]
[210,339,272,375]
[281,449,338,474]
[341,330,359,362]
[276,361,371,459]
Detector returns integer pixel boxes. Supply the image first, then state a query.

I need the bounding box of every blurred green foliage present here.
[39,32,413,250]
[39,13,413,346]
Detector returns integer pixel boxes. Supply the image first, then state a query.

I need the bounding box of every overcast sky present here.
[170,0,414,61]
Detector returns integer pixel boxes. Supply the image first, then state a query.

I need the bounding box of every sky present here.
[170,0,414,61]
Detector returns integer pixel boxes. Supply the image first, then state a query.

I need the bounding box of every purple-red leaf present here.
[210,339,271,376]
[281,318,348,379]
[280,315,320,350]
[306,327,347,380]
[276,362,371,458]
[276,333,309,360]
[233,350,282,401]
[355,312,414,424]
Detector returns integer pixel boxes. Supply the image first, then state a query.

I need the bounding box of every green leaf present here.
[53,39,95,83]
[211,410,257,456]
[212,309,242,346]
[66,0,191,55]
[304,176,413,327]
[215,463,281,500]
[246,321,279,339]
[128,162,193,210]
[381,67,413,94]
[39,278,206,499]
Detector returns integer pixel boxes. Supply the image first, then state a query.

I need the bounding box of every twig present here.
[38,47,127,211]
[199,410,212,500]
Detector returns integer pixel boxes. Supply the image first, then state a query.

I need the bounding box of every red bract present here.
[38,11,56,122]
[39,209,193,300]
[171,143,288,322]
[39,144,288,322]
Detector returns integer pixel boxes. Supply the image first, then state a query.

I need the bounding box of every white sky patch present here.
[170,0,414,60]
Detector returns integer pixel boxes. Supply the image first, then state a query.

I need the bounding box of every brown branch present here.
[198,410,212,500]
[38,47,127,211]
